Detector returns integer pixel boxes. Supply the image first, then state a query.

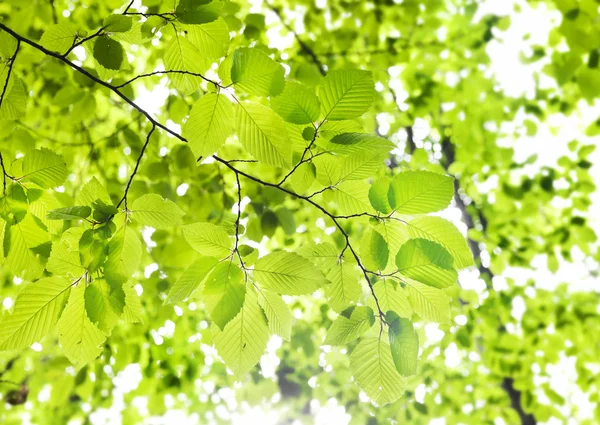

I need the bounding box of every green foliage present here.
[0,0,598,423]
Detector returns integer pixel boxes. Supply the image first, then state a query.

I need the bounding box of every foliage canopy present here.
[0,0,599,424]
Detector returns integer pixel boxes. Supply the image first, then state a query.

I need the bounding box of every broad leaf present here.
[58,283,106,365]
[104,225,142,284]
[325,306,375,346]
[185,17,230,58]
[319,69,375,120]
[271,81,320,124]
[395,238,457,289]
[212,288,269,375]
[236,101,291,168]
[0,277,72,350]
[350,337,406,405]
[40,23,77,54]
[183,92,234,161]
[388,171,454,214]
[17,148,67,189]
[387,311,419,377]
[203,261,246,329]
[372,280,412,318]
[182,222,232,257]
[254,251,327,295]
[257,289,293,341]
[163,36,209,95]
[165,256,219,304]
[405,280,451,324]
[47,206,92,221]
[324,261,362,312]
[131,194,185,229]
[93,37,124,70]
[231,47,285,97]
[407,216,474,269]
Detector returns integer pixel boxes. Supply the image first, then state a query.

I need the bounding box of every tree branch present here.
[264,0,326,76]
[0,21,387,326]
[114,70,222,89]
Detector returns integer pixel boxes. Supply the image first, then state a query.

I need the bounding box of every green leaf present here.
[297,242,340,269]
[165,256,219,304]
[332,181,374,215]
[77,177,112,206]
[270,81,320,124]
[47,206,92,221]
[313,154,342,186]
[0,277,72,350]
[326,132,394,155]
[388,171,454,214]
[104,225,142,285]
[122,283,144,324]
[4,214,48,280]
[407,216,474,269]
[93,37,125,70]
[185,17,230,58]
[361,229,389,271]
[84,279,123,333]
[325,306,375,346]
[324,261,362,312]
[163,36,209,95]
[236,101,292,168]
[339,150,387,181]
[369,177,392,214]
[182,222,232,257]
[183,92,234,161]
[257,289,293,341]
[17,148,67,189]
[203,261,246,329]
[39,23,77,54]
[47,227,86,278]
[386,311,419,376]
[176,0,222,25]
[254,251,327,295]
[319,69,375,120]
[130,194,185,229]
[103,15,133,32]
[212,288,269,375]
[58,283,106,365]
[350,337,406,405]
[372,280,412,319]
[290,162,316,194]
[231,47,285,97]
[0,76,27,120]
[395,238,457,289]
[405,280,451,324]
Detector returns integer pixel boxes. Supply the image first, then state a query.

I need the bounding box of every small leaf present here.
[166,256,219,304]
[176,0,222,24]
[231,47,285,97]
[254,251,327,295]
[104,225,142,285]
[203,261,245,329]
[324,261,362,312]
[182,222,232,257]
[395,238,457,289]
[325,306,375,345]
[39,23,77,54]
[386,311,419,376]
[369,177,392,214]
[130,194,185,229]
[257,289,293,341]
[405,280,451,324]
[47,206,92,221]
[103,15,133,32]
[271,81,320,124]
[93,37,124,70]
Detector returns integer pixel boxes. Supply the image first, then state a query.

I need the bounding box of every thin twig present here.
[117,124,156,209]
[64,27,105,57]
[114,70,222,89]
[0,39,20,111]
